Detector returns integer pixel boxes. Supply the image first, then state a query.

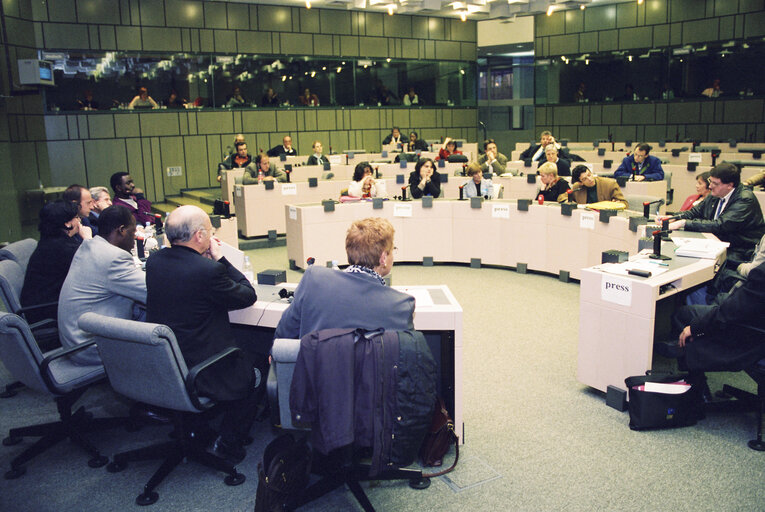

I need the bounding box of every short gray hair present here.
[165,206,208,244]
[89,186,109,201]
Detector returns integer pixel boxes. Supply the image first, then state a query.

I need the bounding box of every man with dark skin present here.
[110,172,154,226]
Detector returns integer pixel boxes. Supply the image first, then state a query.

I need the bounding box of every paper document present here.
[643,381,691,394]
[672,237,729,259]
[594,260,668,277]
[399,287,434,307]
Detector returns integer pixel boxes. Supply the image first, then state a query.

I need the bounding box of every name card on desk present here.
[688,152,702,163]
[394,203,413,217]
[281,183,297,195]
[235,185,243,197]
[601,275,632,306]
[580,212,595,230]
[492,203,510,219]
[289,206,297,220]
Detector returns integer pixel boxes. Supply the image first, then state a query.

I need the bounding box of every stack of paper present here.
[672,238,729,259]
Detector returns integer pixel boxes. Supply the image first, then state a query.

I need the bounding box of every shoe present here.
[654,341,684,359]
[130,402,171,424]
[212,435,246,465]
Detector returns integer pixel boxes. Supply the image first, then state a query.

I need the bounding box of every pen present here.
[647,260,669,266]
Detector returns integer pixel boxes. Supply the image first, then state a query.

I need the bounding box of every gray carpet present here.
[0,245,763,511]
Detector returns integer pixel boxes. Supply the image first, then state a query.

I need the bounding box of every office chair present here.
[0,312,123,479]
[0,238,37,274]
[266,336,431,512]
[624,194,665,216]
[78,312,245,506]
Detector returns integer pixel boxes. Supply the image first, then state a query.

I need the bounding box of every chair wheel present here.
[409,477,431,490]
[136,491,159,506]
[749,439,765,451]
[224,472,246,486]
[107,461,127,473]
[4,467,26,479]
[89,455,108,468]
[2,436,22,446]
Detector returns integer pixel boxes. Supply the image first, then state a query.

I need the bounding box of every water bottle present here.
[331,260,340,271]
[243,255,254,282]
[258,169,264,184]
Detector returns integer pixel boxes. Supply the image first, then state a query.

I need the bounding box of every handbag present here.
[254,434,313,512]
[625,373,704,431]
[419,397,459,477]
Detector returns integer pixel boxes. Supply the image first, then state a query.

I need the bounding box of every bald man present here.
[145,205,258,463]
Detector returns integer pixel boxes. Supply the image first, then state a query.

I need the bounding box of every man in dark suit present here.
[146,205,258,463]
[614,143,664,181]
[665,163,765,266]
[539,144,571,177]
[266,135,297,158]
[275,218,414,339]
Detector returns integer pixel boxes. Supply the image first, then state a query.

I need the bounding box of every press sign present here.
[601,275,632,306]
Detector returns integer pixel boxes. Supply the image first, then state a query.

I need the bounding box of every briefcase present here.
[624,373,704,431]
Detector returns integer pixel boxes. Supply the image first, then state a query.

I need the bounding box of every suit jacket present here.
[463,179,494,198]
[571,176,628,207]
[406,139,429,152]
[521,144,571,164]
[266,145,297,158]
[242,163,287,184]
[306,154,329,166]
[20,235,82,324]
[146,245,257,401]
[409,169,442,199]
[539,158,571,177]
[477,152,510,175]
[58,236,146,367]
[614,154,664,181]
[274,265,414,340]
[686,261,765,371]
[674,185,765,263]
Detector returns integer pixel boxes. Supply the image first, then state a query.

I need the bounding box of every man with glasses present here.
[663,163,765,265]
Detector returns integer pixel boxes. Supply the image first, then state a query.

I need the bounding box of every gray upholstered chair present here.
[0,312,120,479]
[0,238,37,274]
[78,312,246,506]
[267,338,306,431]
[624,194,665,216]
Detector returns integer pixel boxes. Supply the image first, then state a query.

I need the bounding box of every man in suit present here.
[111,172,154,226]
[540,144,571,177]
[570,165,628,207]
[63,184,97,236]
[614,143,664,181]
[58,204,146,368]
[88,186,112,231]
[520,131,570,164]
[478,138,511,175]
[275,217,414,339]
[146,205,258,463]
[665,163,765,266]
[266,135,297,158]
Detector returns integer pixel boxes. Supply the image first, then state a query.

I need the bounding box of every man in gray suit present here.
[275,217,414,339]
[58,205,146,367]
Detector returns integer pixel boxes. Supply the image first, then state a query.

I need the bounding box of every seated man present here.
[88,186,112,230]
[217,136,248,182]
[63,184,96,236]
[220,141,253,170]
[614,143,664,182]
[664,163,765,265]
[58,205,146,367]
[520,130,568,164]
[266,135,297,158]
[660,260,765,390]
[110,172,154,226]
[570,165,628,207]
[243,154,287,184]
[478,139,512,176]
[146,205,258,463]
[406,131,429,152]
[382,127,403,146]
[540,144,571,177]
[275,217,414,339]
[463,162,493,199]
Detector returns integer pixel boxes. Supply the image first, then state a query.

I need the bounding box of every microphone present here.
[649,230,671,260]
[459,185,464,201]
[566,189,574,203]
[537,194,545,205]
[278,288,294,299]
[306,257,315,266]
[285,169,291,183]
[642,199,662,219]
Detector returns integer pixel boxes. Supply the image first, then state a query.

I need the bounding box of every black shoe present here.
[654,341,684,359]
[212,435,246,465]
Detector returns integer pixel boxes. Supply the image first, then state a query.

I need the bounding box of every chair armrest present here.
[17,301,59,316]
[39,339,101,393]
[184,346,242,409]
[29,318,57,331]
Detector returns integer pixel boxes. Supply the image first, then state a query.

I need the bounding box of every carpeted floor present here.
[0,245,763,512]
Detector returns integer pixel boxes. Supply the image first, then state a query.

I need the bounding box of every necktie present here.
[715,198,725,219]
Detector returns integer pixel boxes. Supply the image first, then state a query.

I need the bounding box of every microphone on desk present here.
[306,257,315,266]
[278,288,294,300]
[459,185,464,201]
[649,230,671,260]
[285,169,291,183]
[642,199,662,219]
[566,189,574,203]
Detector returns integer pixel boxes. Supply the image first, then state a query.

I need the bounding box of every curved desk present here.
[285,199,653,279]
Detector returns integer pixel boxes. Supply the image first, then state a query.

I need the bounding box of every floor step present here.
[153,196,212,215]
[181,188,220,206]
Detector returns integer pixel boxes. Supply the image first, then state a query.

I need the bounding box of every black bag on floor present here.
[254,434,312,512]
[625,373,704,431]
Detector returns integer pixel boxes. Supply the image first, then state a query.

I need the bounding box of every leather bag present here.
[419,397,459,477]
[254,434,312,512]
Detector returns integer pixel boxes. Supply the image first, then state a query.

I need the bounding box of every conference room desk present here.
[514,142,693,153]
[285,200,655,279]
[228,283,465,443]
[577,233,720,393]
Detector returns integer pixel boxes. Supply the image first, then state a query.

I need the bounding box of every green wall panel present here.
[298,7,319,33]
[116,26,142,51]
[83,138,126,187]
[139,0,165,26]
[670,0,707,22]
[428,17,445,40]
[536,11,565,37]
[204,1,228,29]
[241,110,276,134]
[620,26,653,50]
[622,103,656,124]
[48,0,77,22]
[87,114,115,139]
[339,35,359,57]
[44,116,69,140]
[744,12,765,38]
[165,0,204,28]
[183,135,209,189]
[683,18,719,44]
[5,18,36,47]
[350,109,380,130]
[602,104,621,124]
[667,102,700,123]
[724,99,764,124]
[142,27,182,52]
[549,34,578,56]
[214,29,236,53]
[115,113,140,138]
[280,32,313,55]
[159,136,185,195]
[140,113,179,137]
[43,23,89,49]
[565,9,584,34]
[196,111,232,135]
[554,105,583,125]
[653,24,670,46]
[617,2,638,27]
[714,0,739,16]
[599,30,618,52]
[46,140,85,186]
[410,109,437,128]
[360,36,389,58]
[579,32,598,53]
[449,19,476,42]
[585,5,617,32]
[236,31,272,53]
[199,29,214,52]
[384,13,413,39]
[435,40,461,60]
[320,9,352,36]
[276,110,297,132]
[227,3,249,30]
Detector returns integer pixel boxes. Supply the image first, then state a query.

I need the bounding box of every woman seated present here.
[243,154,287,184]
[348,162,387,198]
[436,137,463,161]
[463,162,494,198]
[409,158,441,199]
[20,200,87,325]
[679,171,711,211]
[306,141,329,166]
[536,162,571,203]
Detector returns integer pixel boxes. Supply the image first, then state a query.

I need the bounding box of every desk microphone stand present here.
[649,230,671,260]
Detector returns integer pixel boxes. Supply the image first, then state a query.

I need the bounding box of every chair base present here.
[3,393,125,479]
[107,413,245,505]
[0,381,24,398]
[718,383,764,452]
